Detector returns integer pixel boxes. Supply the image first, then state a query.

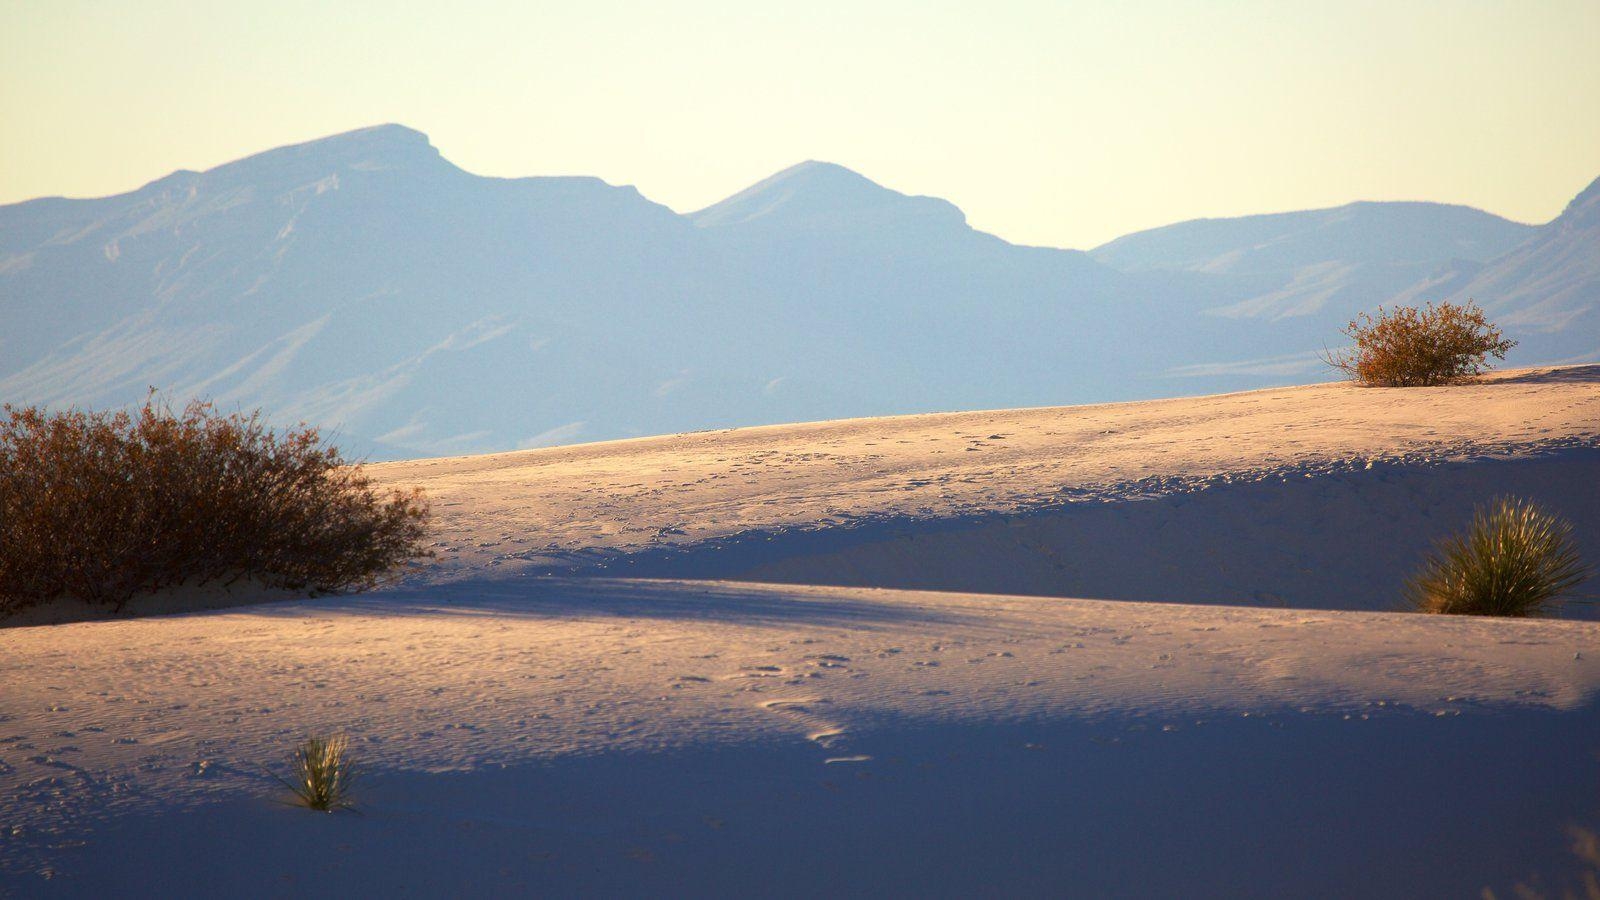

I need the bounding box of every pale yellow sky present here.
[2,0,1597,248]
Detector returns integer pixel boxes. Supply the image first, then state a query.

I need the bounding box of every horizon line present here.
[6,120,1579,251]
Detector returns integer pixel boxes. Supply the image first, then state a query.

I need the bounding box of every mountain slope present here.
[0,129,1203,456]
[1089,201,1535,320]
[0,125,737,454]
[1391,175,1600,361]
[691,160,970,237]
[0,126,1592,457]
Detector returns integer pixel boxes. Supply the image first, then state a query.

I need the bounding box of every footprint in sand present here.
[756,697,869,763]
[719,665,788,681]
[805,654,851,670]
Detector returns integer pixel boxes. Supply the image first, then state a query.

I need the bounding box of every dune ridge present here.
[4,366,1599,895]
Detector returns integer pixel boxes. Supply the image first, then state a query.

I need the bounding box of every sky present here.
[2,0,1597,249]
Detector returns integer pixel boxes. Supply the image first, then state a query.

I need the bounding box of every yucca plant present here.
[271,734,356,812]
[1407,497,1591,617]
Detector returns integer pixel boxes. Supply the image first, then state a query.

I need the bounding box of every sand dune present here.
[5,579,1598,895]
[377,365,1600,611]
[3,366,1599,896]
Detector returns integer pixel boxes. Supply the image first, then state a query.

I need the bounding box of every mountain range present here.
[1,124,1594,458]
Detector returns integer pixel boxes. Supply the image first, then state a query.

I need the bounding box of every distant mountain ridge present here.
[691,160,970,236]
[1089,201,1535,321]
[1388,175,1600,354]
[0,124,1592,458]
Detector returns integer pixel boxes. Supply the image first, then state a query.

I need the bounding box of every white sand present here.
[374,366,1599,583]
[3,366,1599,896]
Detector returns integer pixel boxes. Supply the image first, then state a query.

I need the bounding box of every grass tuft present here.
[1407,497,1591,617]
[272,734,356,812]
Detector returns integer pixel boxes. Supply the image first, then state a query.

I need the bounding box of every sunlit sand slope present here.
[376,366,1600,612]
[3,579,1598,895]
[4,367,1599,896]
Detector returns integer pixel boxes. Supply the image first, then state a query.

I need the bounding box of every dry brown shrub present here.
[1324,300,1515,387]
[0,396,431,616]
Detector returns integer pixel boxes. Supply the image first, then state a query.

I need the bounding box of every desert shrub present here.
[1325,300,1516,386]
[271,734,356,812]
[1407,497,1590,617]
[0,396,430,616]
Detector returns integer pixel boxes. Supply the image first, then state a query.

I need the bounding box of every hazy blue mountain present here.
[1390,175,1600,363]
[0,128,1192,456]
[1086,195,1598,381]
[1090,202,1535,320]
[0,126,1592,458]
[0,125,714,455]
[683,160,1175,412]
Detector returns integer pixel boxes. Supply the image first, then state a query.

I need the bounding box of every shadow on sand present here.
[539,448,1600,617]
[246,576,984,629]
[1490,363,1600,385]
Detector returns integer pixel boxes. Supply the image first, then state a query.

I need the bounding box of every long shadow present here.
[541,448,1600,617]
[1491,363,1600,385]
[244,576,983,629]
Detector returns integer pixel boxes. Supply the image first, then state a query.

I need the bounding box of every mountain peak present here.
[190,123,449,188]
[1555,173,1600,229]
[299,122,433,153]
[691,161,965,232]
[767,159,880,189]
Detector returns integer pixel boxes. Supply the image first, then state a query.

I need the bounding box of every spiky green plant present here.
[1407,497,1591,617]
[272,734,356,812]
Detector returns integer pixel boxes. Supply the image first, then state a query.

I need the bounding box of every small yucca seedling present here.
[1407,497,1591,617]
[271,734,356,812]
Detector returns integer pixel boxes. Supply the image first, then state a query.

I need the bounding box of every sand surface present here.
[3,366,1600,896]
[373,366,1600,582]
[5,579,1599,896]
